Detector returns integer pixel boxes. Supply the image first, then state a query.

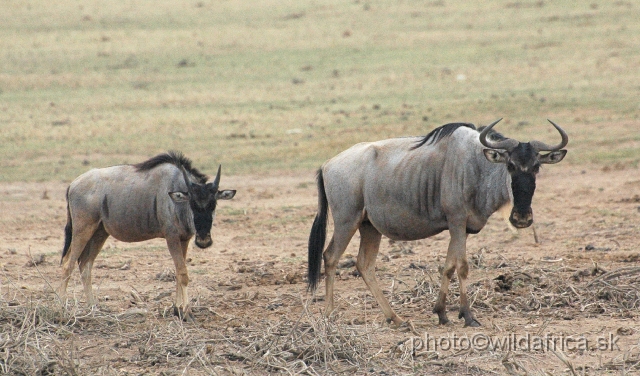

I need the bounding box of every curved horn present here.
[211,165,222,189]
[479,118,519,150]
[179,166,193,195]
[529,119,569,152]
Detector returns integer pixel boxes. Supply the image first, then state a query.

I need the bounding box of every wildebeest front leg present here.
[166,237,193,321]
[434,225,480,327]
[433,253,455,325]
[457,257,480,327]
[433,225,469,326]
[179,239,194,321]
[356,222,404,325]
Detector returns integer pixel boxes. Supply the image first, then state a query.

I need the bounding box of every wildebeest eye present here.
[507,161,517,172]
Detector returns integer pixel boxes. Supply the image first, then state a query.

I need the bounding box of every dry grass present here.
[2,258,639,375]
[1,0,640,181]
[0,287,397,375]
[392,263,640,323]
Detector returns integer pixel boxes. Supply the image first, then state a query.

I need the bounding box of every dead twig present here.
[551,349,578,376]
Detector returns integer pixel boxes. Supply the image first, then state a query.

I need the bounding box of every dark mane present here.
[134,151,208,183]
[411,123,476,150]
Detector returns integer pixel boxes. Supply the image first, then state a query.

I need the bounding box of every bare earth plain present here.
[1,163,639,375]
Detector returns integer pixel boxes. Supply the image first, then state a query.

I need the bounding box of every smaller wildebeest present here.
[308,119,568,327]
[58,152,236,320]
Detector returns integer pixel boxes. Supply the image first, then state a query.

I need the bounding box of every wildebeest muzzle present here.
[510,173,536,228]
[509,207,533,228]
[192,208,214,248]
[195,233,213,248]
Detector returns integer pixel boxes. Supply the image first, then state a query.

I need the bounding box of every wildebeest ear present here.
[539,149,567,164]
[216,190,236,200]
[483,149,507,164]
[169,191,190,203]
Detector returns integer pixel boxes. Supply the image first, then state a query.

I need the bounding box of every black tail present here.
[307,169,328,292]
[61,187,73,264]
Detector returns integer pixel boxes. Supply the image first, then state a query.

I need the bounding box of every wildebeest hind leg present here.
[356,222,403,325]
[78,223,109,307]
[57,222,100,304]
[323,219,359,317]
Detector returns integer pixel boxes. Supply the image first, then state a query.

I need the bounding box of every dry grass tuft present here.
[0,299,76,375]
[211,299,390,374]
[0,283,407,375]
[391,263,640,323]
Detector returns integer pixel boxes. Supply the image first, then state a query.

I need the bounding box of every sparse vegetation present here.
[2,256,640,374]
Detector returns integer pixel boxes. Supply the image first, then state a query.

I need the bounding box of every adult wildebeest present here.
[57,151,236,320]
[308,119,567,327]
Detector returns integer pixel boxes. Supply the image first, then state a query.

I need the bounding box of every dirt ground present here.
[1,163,640,375]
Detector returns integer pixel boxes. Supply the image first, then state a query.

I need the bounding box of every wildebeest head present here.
[480,119,568,228]
[170,165,236,248]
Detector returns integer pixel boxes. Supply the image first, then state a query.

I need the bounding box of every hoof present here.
[435,313,450,326]
[434,306,450,326]
[464,318,481,328]
[386,316,406,328]
[459,309,480,327]
[173,306,195,322]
